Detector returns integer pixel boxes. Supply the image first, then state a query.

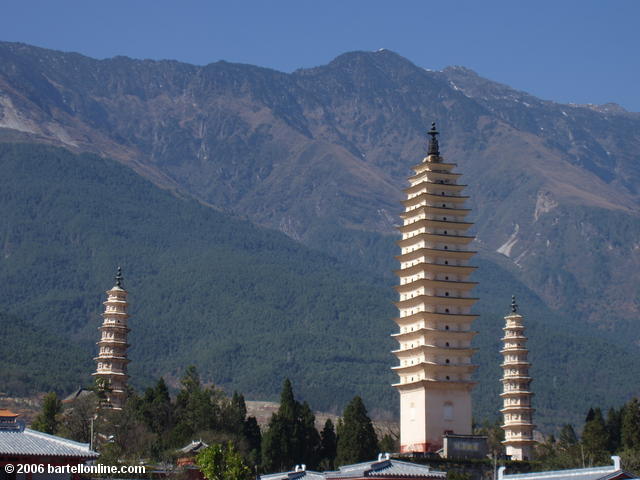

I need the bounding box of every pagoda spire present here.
[92,267,131,410]
[392,125,478,453]
[427,122,440,157]
[500,297,536,460]
[115,266,124,288]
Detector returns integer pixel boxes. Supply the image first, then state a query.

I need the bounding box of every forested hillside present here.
[1,42,639,342]
[1,142,638,429]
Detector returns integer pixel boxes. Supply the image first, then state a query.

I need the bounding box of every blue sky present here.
[2,0,639,111]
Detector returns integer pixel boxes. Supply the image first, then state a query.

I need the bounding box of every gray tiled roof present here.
[261,470,326,480]
[260,458,445,480]
[501,457,633,480]
[327,459,446,478]
[179,440,209,455]
[0,428,99,457]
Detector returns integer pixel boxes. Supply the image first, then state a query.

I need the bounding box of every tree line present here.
[31,367,395,473]
[535,398,640,471]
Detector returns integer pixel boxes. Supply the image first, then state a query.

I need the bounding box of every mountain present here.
[0,140,638,430]
[0,42,639,427]
[1,42,639,343]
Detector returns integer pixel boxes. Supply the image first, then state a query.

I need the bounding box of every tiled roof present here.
[500,457,633,480]
[261,459,445,480]
[261,470,326,480]
[0,428,99,458]
[327,459,446,478]
[179,440,209,454]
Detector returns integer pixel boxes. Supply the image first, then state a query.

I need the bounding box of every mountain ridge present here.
[0,41,639,379]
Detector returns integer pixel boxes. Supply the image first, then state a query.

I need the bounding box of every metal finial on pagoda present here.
[427,122,440,156]
[511,295,518,313]
[115,266,124,288]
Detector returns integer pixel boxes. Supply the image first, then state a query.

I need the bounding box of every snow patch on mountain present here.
[497,224,519,257]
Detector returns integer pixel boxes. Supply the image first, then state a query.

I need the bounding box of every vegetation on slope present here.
[1,142,638,429]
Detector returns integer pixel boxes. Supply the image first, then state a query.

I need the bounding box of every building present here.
[498,456,637,480]
[442,434,488,459]
[261,465,326,480]
[0,410,98,480]
[500,296,535,461]
[176,440,209,480]
[260,456,446,480]
[92,267,131,410]
[392,123,478,453]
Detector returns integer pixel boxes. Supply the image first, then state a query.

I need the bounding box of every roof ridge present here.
[24,428,92,451]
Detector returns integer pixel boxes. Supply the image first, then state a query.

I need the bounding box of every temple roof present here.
[261,458,446,480]
[499,457,634,480]
[0,428,98,458]
[327,458,446,478]
[261,469,326,480]
[179,439,209,455]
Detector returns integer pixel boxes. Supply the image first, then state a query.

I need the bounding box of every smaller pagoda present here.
[92,267,131,410]
[500,296,535,460]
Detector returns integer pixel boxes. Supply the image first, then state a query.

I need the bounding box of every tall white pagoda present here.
[500,296,535,460]
[392,123,478,453]
[92,267,131,410]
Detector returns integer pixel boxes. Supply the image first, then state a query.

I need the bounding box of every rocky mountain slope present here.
[1,142,637,430]
[0,42,638,342]
[0,42,639,426]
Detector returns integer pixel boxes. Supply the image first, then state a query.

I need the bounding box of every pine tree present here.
[261,379,321,471]
[379,434,397,454]
[31,392,62,435]
[173,366,222,444]
[262,379,301,472]
[558,424,578,448]
[320,419,337,469]
[139,377,174,435]
[554,424,581,468]
[621,398,640,451]
[243,416,262,467]
[299,401,320,468]
[336,396,378,466]
[606,407,623,453]
[581,408,610,465]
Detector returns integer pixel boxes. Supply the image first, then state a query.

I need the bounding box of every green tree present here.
[336,396,378,466]
[582,408,610,465]
[378,434,397,454]
[31,392,62,435]
[261,379,321,471]
[262,379,299,472]
[553,424,582,468]
[606,407,623,453]
[173,366,224,445]
[138,377,174,435]
[243,416,262,467]
[299,402,321,468]
[221,392,247,435]
[196,442,253,480]
[621,398,640,451]
[319,419,337,469]
[558,424,578,448]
